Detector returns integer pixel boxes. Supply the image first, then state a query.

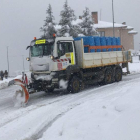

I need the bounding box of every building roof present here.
[72,19,128,29]
[94,21,127,29]
[72,19,138,35]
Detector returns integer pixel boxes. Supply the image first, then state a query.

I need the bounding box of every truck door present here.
[57,41,75,68]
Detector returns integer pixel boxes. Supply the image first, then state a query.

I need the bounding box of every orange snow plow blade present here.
[8,79,29,103]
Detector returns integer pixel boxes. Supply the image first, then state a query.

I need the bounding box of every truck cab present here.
[28,37,76,72]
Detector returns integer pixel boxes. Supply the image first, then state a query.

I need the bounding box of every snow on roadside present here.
[0,76,22,90]
[128,61,140,73]
[0,78,13,90]
[39,78,140,140]
[0,72,31,90]
[123,61,140,74]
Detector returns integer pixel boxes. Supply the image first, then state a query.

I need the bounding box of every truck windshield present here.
[31,43,54,57]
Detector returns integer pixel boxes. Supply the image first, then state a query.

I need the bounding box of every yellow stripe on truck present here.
[70,53,75,65]
[35,39,46,44]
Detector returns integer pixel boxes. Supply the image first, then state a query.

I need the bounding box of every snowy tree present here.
[79,7,98,36]
[58,0,81,37]
[40,4,56,39]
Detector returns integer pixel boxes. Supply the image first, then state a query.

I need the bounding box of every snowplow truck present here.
[10,36,131,104]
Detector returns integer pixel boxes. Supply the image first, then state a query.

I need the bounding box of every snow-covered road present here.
[0,73,140,140]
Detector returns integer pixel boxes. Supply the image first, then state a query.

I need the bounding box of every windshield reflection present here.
[31,44,54,57]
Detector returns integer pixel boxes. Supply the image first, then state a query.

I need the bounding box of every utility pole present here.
[112,0,115,37]
[22,55,25,72]
[7,46,9,77]
[100,9,102,21]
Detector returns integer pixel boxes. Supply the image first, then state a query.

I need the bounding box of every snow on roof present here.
[56,19,138,34]
[72,19,128,29]
[94,21,127,29]
[126,26,134,30]
[128,30,138,34]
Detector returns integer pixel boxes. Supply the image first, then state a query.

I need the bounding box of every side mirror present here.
[26,46,31,50]
[26,57,30,61]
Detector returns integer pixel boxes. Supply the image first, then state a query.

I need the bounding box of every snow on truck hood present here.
[30,56,52,71]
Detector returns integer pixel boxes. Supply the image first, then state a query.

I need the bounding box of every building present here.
[92,12,138,50]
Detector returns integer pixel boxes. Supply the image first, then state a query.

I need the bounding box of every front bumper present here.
[30,72,59,91]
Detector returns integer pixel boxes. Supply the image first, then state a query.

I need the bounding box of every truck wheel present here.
[104,68,112,84]
[67,76,80,93]
[115,68,122,82]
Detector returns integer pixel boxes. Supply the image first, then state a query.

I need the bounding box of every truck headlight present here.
[50,55,54,60]
[26,57,30,61]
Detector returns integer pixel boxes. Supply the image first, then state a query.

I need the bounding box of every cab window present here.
[58,42,73,57]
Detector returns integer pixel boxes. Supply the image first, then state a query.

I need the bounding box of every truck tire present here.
[67,76,80,93]
[115,68,122,82]
[104,68,113,85]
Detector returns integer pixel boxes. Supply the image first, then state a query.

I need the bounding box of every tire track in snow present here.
[0,95,69,128]
[23,103,81,140]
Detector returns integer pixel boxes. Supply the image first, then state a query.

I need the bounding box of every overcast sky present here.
[0,0,139,75]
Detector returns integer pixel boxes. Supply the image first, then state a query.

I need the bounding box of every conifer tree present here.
[40,4,56,39]
[79,7,98,36]
[59,0,80,37]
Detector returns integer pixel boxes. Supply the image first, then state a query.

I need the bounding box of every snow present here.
[39,79,140,140]
[64,32,70,37]
[0,78,13,90]
[72,19,138,34]
[72,19,82,25]
[126,26,134,30]
[132,56,139,63]
[59,79,68,89]
[13,90,26,108]
[72,19,138,35]
[55,25,61,30]
[128,62,140,73]
[36,74,52,81]
[0,62,140,140]
[72,19,128,29]
[128,30,138,34]
[94,21,127,29]
[0,72,31,90]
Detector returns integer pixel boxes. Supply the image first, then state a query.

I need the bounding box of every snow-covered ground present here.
[0,78,13,90]
[123,61,140,74]
[0,72,30,90]
[0,61,140,140]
